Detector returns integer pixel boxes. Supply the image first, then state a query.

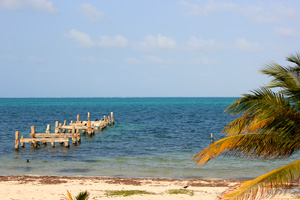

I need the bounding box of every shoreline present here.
[0,175,297,200]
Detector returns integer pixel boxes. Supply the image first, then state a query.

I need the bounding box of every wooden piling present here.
[63,120,66,133]
[87,112,90,121]
[77,132,81,143]
[21,136,24,147]
[77,114,80,122]
[87,120,92,136]
[30,126,36,138]
[46,124,51,134]
[210,133,214,143]
[15,131,19,150]
[55,121,59,133]
[72,127,76,144]
[103,116,107,125]
[108,116,111,126]
[111,112,114,125]
[64,135,69,147]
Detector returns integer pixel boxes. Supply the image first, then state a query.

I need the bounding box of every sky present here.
[0,0,300,97]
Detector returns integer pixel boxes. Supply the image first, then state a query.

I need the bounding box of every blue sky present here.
[0,0,299,97]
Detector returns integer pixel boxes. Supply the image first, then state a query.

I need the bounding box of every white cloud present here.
[136,34,176,51]
[179,1,202,16]
[66,29,128,48]
[186,36,225,51]
[180,0,237,16]
[275,27,300,38]
[190,57,218,65]
[27,56,44,63]
[79,56,95,63]
[235,38,261,52]
[98,35,128,48]
[0,0,22,9]
[79,3,104,21]
[243,6,278,23]
[185,37,260,52]
[0,0,57,13]
[66,29,95,48]
[145,55,174,65]
[179,1,298,24]
[126,57,143,65]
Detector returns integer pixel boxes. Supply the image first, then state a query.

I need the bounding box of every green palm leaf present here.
[194,53,300,199]
[223,159,300,200]
[193,133,298,167]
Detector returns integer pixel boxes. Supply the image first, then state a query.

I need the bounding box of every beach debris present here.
[26,159,29,163]
[15,112,114,150]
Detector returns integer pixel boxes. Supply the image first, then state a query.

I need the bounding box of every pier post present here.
[72,127,76,144]
[64,135,69,147]
[87,120,92,136]
[55,121,59,133]
[111,112,114,125]
[210,133,214,143]
[21,136,24,147]
[63,120,66,133]
[77,114,80,123]
[46,124,51,134]
[30,126,36,138]
[15,131,19,150]
[87,112,90,121]
[103,116,107,125]
[108,116,111,126]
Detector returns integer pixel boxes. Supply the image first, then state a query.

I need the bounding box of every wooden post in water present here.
[210,133,214,143]
[30,126,36,138]
[108,116,111,126]
[51,141,55,147]
[103,116,107,125]
[77,114,80,123]
[15,131,19,150]
[87,112,90,121]
[72,126,76,144]
[64,135,69,147]
[63,120,66,133]
[55,121,59,133]
[21,136,24,147]
[46,124,51,134]
[111,112,114,125]
[77,132,81,143]
[87,120,92,136]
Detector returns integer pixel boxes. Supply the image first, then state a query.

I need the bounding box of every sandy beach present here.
[0,175,298,200]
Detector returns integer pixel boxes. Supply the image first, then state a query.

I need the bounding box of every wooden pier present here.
[15,112,114,150]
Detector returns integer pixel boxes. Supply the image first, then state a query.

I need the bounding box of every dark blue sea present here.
[0,98,297,179]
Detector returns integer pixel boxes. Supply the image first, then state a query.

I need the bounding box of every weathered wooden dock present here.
[15,112,114,150]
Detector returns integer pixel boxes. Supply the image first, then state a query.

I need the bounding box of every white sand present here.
[0,176,297,200]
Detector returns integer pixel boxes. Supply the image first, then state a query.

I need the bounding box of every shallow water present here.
[0,98,297,179]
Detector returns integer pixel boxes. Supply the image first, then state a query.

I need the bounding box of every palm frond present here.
[193,133,298,167]
[224,87,300,138]
[75,191,89,200]
[260,55,300,109]
[62,190,73,200]
[222,159,300,200]
[286,52,300,67]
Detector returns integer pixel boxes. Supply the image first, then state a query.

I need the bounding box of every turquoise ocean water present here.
[0,98,298,179]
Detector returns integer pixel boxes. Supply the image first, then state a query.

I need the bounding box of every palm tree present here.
[63,190,89,200]
[193,53,300,199]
